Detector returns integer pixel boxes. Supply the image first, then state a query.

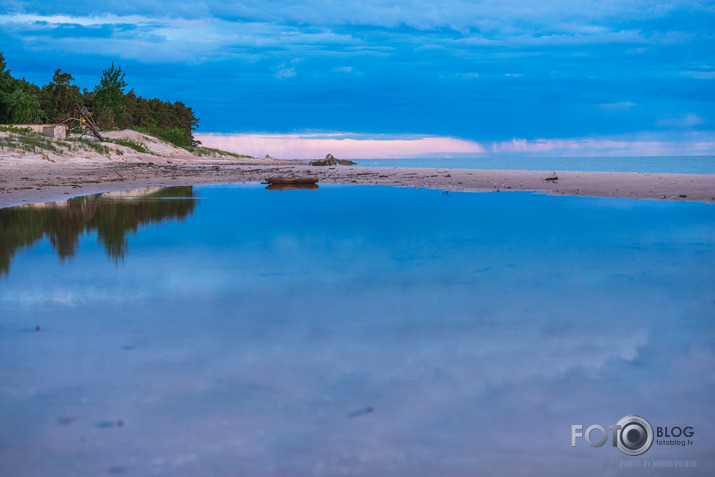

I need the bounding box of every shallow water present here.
[1,184,714,476]
[353,156,715,174]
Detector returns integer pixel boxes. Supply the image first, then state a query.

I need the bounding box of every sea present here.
[1,183,713,476]
[351,156,715,174]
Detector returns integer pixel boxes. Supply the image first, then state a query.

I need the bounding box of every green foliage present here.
[134,126,191,147]
[41,69,82,122]
[93,62,127,128]
[0,52,202,146]
[1,55,46,124]
[0,53,15,123]
[7,89,44,123]
[0,132,63,154]
[104,137,152,154]
[0,125,34,134]
[128,101,200,146]
[182,145,254,158]
[66,137,112,155]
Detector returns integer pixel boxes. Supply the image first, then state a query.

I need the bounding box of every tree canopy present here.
[0,53,200,146]
[93,62,127,129]
[42,69,83,123]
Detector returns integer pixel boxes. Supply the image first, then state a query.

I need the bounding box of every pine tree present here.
[41,69,82,122]
[93,62,127,128]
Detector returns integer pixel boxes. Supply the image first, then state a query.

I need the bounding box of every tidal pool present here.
[1,184,714,476]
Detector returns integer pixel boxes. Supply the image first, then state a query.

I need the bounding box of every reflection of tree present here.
[0,187,196,275]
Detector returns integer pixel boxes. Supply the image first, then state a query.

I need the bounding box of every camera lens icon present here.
[616,415,654,456]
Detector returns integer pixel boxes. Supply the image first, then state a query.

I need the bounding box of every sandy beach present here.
[1,130,714,207]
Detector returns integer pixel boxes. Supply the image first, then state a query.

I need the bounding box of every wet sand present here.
[1,153,714,207]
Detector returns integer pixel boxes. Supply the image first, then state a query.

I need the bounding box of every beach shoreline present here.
[1,130,714,207]
[2,156,715,208]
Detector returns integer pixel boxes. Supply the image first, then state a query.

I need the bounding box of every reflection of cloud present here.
[0,288,146,307]
[2,184,714,474]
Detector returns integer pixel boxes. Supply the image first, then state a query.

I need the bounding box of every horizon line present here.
[195,132,715,159]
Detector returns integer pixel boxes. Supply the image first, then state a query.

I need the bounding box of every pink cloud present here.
[196,133,486,159]
[195,133,715,159]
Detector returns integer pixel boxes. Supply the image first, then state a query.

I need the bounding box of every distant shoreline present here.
[1,129,714,207]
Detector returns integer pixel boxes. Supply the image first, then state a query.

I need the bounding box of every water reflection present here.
[0,186,196,273]
[265,183,319,191]
[0,185,713,476]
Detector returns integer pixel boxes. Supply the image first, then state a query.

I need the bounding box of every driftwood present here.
[311,154,356,166]
[265,177,319,185]
[62,107,104,142]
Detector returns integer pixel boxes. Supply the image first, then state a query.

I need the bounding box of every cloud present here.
[196,132,715,158]
[489,135,715,155]
[681,70,715,80]
[1,2,713,139]
[196,133,487,158]
[656,113,706,128]
[0,13,154,27]
[0,2,709,64]
[598,101,637,111]
[0,13,361,63]
[275,60,298,79]
[50,0,709,31]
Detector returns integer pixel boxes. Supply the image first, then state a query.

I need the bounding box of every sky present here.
[1,0,714,157]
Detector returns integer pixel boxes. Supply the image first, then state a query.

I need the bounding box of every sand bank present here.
[1,130,713,207]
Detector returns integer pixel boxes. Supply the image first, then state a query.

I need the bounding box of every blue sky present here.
[1,1,714,156]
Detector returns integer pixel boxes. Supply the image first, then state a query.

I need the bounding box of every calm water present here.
[1,184,714,476]
[353,156,715,174]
